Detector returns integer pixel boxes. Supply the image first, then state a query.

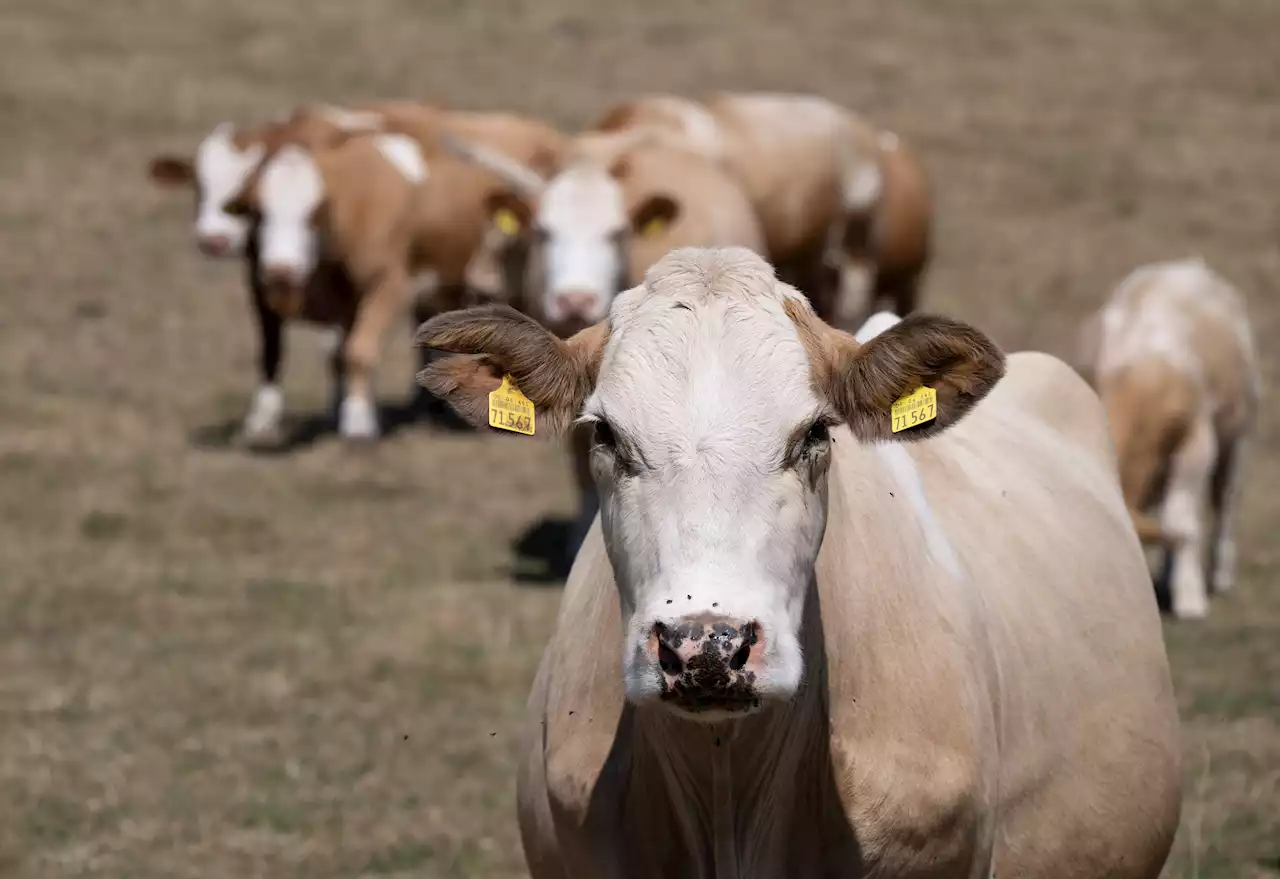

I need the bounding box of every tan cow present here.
[147,102,441,445]
[1080,257,1260,619]
[414,247,1181,879]
[458,93,931,329]
[440,133,766,565]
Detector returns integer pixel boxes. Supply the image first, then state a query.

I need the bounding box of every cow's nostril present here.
[729,640,751,671]
[658,640,683,676]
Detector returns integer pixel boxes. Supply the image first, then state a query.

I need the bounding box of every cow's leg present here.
[242,253,287,447]
[822,210,879,333]
[339,268,409,441]
[322,326,347,424]
[1208,434,1243,593]
[1161,415,1216,619]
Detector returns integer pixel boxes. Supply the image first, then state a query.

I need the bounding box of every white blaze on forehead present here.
[257,145,325,275]
[536,163,628,319]
[373,133,429,183]
[194,122,264,245]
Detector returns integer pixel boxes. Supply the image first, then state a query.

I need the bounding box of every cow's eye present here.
[593,420,618,451]
[803,420,830,450]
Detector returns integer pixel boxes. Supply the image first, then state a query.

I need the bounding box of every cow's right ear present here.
[148,156,194,186]
[415,305,608,435]
[485,190,534,238]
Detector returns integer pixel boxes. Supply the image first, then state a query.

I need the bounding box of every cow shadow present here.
[189,394,473,455]
[511,516,578,586]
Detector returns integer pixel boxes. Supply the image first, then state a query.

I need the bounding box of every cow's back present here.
[705,93,879,260]
[817,350,1181,878]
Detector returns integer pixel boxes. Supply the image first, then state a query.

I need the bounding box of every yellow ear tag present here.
[493,208,521,237]
[640,216,667,237]
[890,386,937,434]
[488,375,535,435]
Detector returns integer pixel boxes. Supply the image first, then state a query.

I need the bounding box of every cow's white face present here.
[582,250,830,717]
[533,164,630,331]
[414,246,1006,724]
[256,145,326,286]
[193,123,264,257]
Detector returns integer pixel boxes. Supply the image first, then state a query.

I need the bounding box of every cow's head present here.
[416,247,1004,722]
[223,131,428,317]
[147,107,388,263]
[442,134,679,337]
[148,122,267,259]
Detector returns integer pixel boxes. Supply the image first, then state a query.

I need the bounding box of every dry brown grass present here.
[0,0,1276,876]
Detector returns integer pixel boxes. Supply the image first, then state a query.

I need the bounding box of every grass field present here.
[1,0,1277,876]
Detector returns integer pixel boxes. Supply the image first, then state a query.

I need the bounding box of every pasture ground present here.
[1,0,1277,876]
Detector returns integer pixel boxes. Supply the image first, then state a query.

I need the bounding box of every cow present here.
[1079,257,1260,619]
[147,102,441,446]
[457,93,931,330]
[414,247,1182,879]
[440,132,766,567]
[221,107,566,442]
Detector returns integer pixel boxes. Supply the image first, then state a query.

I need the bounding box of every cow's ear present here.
[485,189,534,238]
[630,194,679,238]
[149,155,194,186]
[787,301,1004,442]
[415,305,608,435]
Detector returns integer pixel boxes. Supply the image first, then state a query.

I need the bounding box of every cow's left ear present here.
[787,300,1005,443]
[149,155,194,186]
[631,194,680,238]
[833,314,1005,442]
[415,305,609,435]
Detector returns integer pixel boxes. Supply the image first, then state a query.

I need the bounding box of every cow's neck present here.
[623,583,840,878]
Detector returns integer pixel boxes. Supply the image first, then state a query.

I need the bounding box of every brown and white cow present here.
[147,102,441,445]
[440,132,766,563]
[415,247,1181,879]
[222,106,566,441]
[457,93,932,330]
[1080,257,1260,619]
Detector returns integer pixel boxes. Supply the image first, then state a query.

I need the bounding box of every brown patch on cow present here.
[784,298,1005,442]
[414,305,609,434]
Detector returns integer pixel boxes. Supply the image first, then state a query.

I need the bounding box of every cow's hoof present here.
[339,396,381,443]
[1172,596,1210,620]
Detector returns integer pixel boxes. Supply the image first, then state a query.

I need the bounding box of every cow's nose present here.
[262,264,306,291]
[552,289,601,322]
[198,235,233,258]
[650,617,763,713]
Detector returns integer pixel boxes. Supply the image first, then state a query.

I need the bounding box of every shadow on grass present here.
[510,517,576,586]
[189,394,473,455]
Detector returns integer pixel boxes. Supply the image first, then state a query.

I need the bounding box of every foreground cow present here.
[415,247,1181,878]
[1080,257,1260,619]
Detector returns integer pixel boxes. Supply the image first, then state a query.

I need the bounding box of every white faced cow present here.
[415,247,1182,879]
[148,103,435,445]
[1080,257,1260,618]
[584,93,933,328]
[223,107,567,442]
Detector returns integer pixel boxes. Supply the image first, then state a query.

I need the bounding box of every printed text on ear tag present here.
[493,208,521,236]
[891,386,937,434]
[489,375,535,435]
